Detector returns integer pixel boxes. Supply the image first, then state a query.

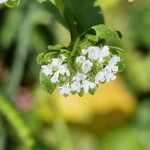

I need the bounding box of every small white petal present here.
[81,60,93,73]
[105,64,118,73]
[87,46,100,60]
[82,80,96,93]
[109,55,120,65]
[82,49,88,55]
[59,83,71,96]
[88,82,96,89]
[41,65,53,76]
[105,73,116,83]
[72,72,87,82]
[98,56,104,63]
[82,81,89,93]
[51,72,59,83]
[102,69,117,83]
[76,55,86,64]
[100,45,110,57]
[71,81,81,92]
[58,64,70,76]
[103,45,109,51]
[95,71,106,83]
[51,58,63,67]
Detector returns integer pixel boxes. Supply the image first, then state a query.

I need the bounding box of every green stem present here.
[109,46,124,52]
[55,0,79,41]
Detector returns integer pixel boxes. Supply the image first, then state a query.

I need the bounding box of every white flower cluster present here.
[41,54,70,84]
[41,45,121,96]
[0,0,7,4]
[95,55,120,83]
[59,72,96,96]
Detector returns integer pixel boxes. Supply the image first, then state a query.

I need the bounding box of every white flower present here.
[41,65,53,76]
[109,55,120,65]
[82,80,96,93]
[76,55,86,64]
[59,83,71,96]
[0,0,7,4]
[102,69,116,83]
[51,72,59,83]
[60,54,66,60]
[98,56,104,63]
[95,71,106,84]
[81,60,93,73]
[71,81,81,93]
[51,58,63,67]
[87,46,100,60]
[103,45,109,51]
[58,64,70,76]
[82,49,88,55]
[72,72,87,81]
[106,64,118,73]
[105,72,116,82]
[100,45,110,58]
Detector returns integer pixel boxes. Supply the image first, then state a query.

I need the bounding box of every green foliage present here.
[63,0,104,36]
[92,25,121,44]
[37,44,70,65]
[40,73,56,94]
[37,52,59,65]
[40,0,104,39]
[5,0,20,7]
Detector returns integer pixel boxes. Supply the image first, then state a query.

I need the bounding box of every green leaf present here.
[37,44,70,65]
[5,0,20,7]
[77,25,121,46]
[40,73,56,94]
[85,34,99,43]
[40,0,68,28]
[37,51,59,65]
[78,89,84,97]
[89,86,97,95]
[92,25,121,44]
[48,44,65,51]
[63,0,104,36]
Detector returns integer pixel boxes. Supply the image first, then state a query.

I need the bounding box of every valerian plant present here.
[37,0,125,97]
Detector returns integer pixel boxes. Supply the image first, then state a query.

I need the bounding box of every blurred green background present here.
[0,0,150,149]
